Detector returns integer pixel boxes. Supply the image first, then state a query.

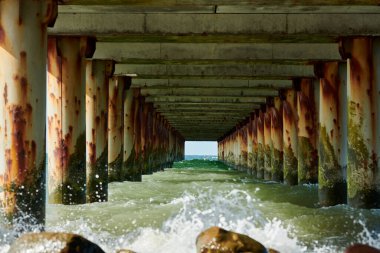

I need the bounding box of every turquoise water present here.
[1,159,380,252]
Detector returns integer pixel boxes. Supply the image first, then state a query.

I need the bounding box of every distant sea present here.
[185,155,218,160]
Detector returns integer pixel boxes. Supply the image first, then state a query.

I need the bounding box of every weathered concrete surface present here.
[256,110,265,179]
[316,62,347,206]
[264,109,272,180]
[341,37,380,208]
[0,0,57,226]
[271,97,284,182]
[85,60,114,203]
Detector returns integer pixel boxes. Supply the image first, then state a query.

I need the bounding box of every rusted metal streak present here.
[0,0,57,226]
[85,60,114,203]
[297,78,318,184]
[283,89,298,186]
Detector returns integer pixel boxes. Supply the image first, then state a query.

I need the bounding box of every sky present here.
[185,141,217,155]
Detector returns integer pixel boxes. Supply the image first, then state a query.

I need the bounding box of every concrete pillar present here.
[264,103,273,180]
[247,117,253,175]
[123,84,139,181]
[140,96,148,175]
[85,60,114,203]
[257,109,265,179]
[341,37,380,208]
[283,89,298,185]
[133,90,142,179]
[271,97,284,182]
[252,115,258,178]
[152,112,160,171]
[297,79,318,184]
[316,62,347,206]
[108,76,129,182]
[145,103,154,173]
[47,37,94,205]
[0,0,57,225]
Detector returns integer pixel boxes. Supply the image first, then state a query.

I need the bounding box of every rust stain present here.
[0,24,5,45]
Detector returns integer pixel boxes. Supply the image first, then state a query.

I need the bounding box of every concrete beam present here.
[50,13,380,42]
[94,42,341,64]
[141,87,278,97]
[145,96,267,103]
[154,102,260,107]
[155,104,259,110]
[115,64,314,79]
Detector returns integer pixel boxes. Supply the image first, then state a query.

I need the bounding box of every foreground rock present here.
[196,226,270,253]
[345,244,380,253]
[9,232,105,253]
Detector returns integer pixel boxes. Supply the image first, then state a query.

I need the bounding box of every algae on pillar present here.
[271,97,284,182]
[0,0,57,226]
[85,60,114,203]
[247,116,254,175]
[251,115,258,178]
[283,89,298,186]
[256,110,265,179]
[264,108,272,180]
[341,37,380,208]
[316,62,347,206]
[297,79,318,184]
[240,123,248,171]
[108,76,128,182]
[47,36,95,205]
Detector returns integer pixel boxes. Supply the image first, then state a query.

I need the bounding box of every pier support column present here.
[152,112,160,171]
[47,37,94,205]
[241,124,248,171]
[85,60,114,203]
[252,115,258,178]
[123,86,140,181]
[247,117,253,175]
[341,37,380,208]
[264,101,273,180]
[297,79,318,184]
[271,97,284,182]
[108,76,128,182]
[316,62,347,206]
[283,89,298,185]
[145,103,154,173]
[257,109,265,179]
[140,97,148,175]
[133,90,143,179]
[0,0,57,225]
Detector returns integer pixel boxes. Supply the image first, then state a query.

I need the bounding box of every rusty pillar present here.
[241,123,248,171]
[247,116,253,175]
[85,60,114,203]
[47,37,94,205]
[0,0,57,225]
[133,90,143,179]
[316,62,347,206]
[297,79,318,184]
[341,37,380,208]
[139,96,148,175]
[123,84,140,181]
[252,115,258,178]
[257,109,265,179]
[283,89,298,185]
[152,112,160,172]
[264,102,273,180]
[108,76,129,182]
[271,97,284,182]
[145,103,154,173]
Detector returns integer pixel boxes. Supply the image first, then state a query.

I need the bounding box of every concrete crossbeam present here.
[145,96,266,103]
[132,79,292,89]
[115,64,314,79]
[155,104,259,110]
[50,13,380,40]
[94,42,340,63]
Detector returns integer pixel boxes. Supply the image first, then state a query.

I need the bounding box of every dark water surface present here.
[1,158,380,252]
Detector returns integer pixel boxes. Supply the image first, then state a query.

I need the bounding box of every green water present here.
[1,159,380,252]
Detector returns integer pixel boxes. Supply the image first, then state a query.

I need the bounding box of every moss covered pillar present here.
[247,116,254,175]
[0,0,57,226]
[47,37,94,205]
[340,37,380,208]
[316,62,348,206]
[108,76,128,182]
[240,123,248,171]
[283,89,298,185]
[252,115,258,178]
[85,60,114,203]
[297,79,318,184]
[264,101,273,180]
[271,97,284,182]
[257,109,265,179]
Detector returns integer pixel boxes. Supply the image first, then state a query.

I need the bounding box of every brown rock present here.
[9,232,105,253]
[116,250,137,253]
[196,226,268,253]
[345,244,380,253]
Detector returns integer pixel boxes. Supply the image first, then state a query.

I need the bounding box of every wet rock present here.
[196,226,268,253]
[9,232,105,253]
[345,244,380,253]
[116,250,137,253]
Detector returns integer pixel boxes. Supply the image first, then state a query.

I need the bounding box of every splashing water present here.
[1,159,380,252]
